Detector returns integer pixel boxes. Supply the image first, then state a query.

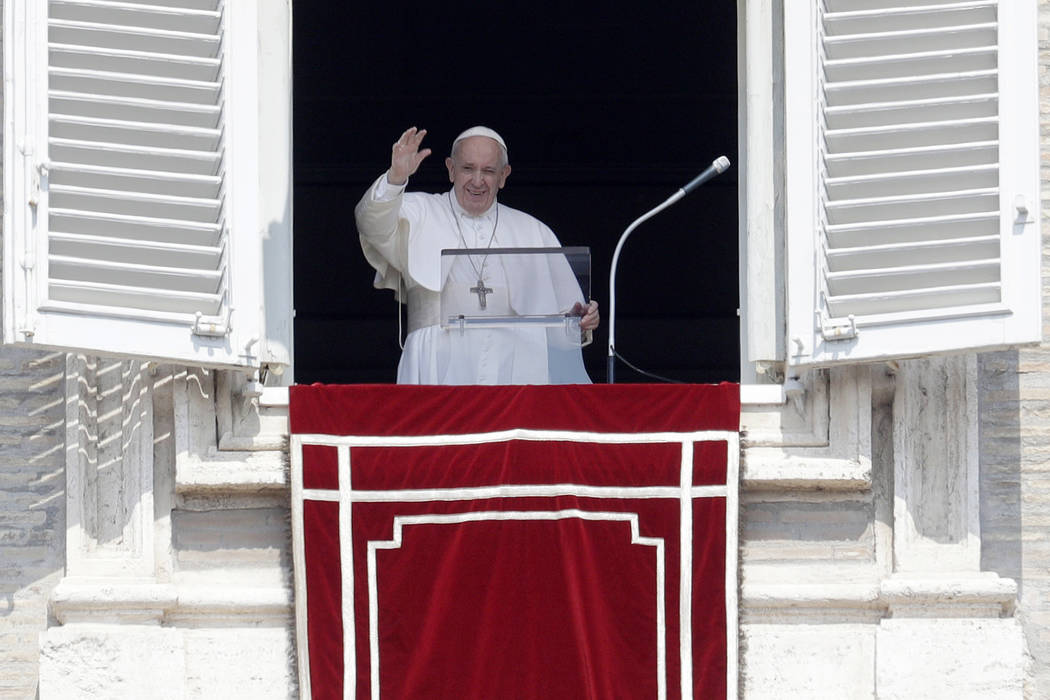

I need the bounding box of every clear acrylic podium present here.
[440,246,591,345]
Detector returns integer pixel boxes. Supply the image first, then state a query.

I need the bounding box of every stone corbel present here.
[742,366,873,490]
[173,368,287,493]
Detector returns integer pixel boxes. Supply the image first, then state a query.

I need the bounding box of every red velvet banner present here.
[290,384,739,699]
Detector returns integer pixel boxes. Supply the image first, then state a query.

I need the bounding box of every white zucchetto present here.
[451,126,508,157]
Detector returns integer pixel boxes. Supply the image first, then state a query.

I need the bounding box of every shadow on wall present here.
[978,349,1023,592]
[0,349,67,695]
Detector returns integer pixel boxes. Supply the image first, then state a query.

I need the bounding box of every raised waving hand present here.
[387,127,432,185]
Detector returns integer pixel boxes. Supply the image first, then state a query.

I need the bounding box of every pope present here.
[355,126,600,384]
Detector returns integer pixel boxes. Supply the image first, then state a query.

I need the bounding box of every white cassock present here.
[355,173,592,385]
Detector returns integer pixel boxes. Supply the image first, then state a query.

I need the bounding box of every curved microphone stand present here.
[607,156,730,383]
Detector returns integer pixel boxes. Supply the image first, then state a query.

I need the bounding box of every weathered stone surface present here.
[741,623,875,699]
[0,347,67,698]
[39,626,187,700]
[876,619,1026,700]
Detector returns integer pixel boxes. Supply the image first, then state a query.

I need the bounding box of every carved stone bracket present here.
[173,368,288,493]
[742,367,873,491]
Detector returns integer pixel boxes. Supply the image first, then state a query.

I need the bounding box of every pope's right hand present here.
[388,126,431,186]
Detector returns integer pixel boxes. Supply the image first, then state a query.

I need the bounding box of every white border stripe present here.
[290,437,312,700]
[339,445,355,700]
[366,510,668,700]
[725,433,740,699]
[294,428,735,447]
[302,484,728,502]
[290,427,739,700]
[680,441,694,699]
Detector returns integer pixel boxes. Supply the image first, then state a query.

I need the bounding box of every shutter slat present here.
[825,94,997,129]
[825,283,1001,317]
[49,161,222,198]
[826,116,997,152]
[50,137,220,174]
[49,254,222,294]
[116,0,219,11]
[825,141,998,177]
[49,208,223,246]
[50,115,221,150]
[49,43,220,82]
[826,259,1000,295]
[49,280,223,315]
[50,67,219,104]
[825,47,996,82]
[49,19,220,57]
[825,163,997,199]
[49,184,221,222]
[825,188,998,226]
[824,24,997,60]
[50,90,221,128]
[50,0,221,34]
[825,211,999,248]
[826,70,996,105]
[826,235,1000,271]
[50,231,222,268]
[825,2,997,35]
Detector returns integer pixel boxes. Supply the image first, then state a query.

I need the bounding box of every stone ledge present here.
[50,579,178,625]
[49,579,292,626]
[741,454,872,490]
[175,450,287,493]
[742,573,1018,623]
[881,573,1017,617]
[744,582,881,607]
[166,585,292,624]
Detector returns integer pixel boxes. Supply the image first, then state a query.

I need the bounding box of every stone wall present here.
[35,363,295,699]
[974,1,1050,697]
[0,349,67,697]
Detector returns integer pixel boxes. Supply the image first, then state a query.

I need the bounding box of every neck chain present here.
[448,190,500,309]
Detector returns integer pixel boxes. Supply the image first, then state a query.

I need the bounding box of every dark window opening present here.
[293,3,739,384]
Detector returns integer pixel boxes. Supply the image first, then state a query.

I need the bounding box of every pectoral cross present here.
[470,280,493,309]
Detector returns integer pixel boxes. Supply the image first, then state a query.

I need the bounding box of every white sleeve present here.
[355,173,412,295]
[372,171,407,201]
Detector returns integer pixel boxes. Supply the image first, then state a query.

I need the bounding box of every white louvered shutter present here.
[3,0,287,369]
[784,0,1040,367]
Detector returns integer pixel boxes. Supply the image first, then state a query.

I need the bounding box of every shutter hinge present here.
[192,309,232,338]
[1014,194,1035,224]
[817,311,858,342]
[28,161,49,209]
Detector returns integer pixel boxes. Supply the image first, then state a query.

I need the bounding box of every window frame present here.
[1,0,292,372]
[740,0,1041,376]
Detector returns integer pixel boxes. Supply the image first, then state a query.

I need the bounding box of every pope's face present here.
[445,136,511,216]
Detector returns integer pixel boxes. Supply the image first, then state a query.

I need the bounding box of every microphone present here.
[607,155,732,383]
[682,156,731,195]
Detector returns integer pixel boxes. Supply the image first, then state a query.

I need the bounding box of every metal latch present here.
[817,312,858,342]
[192,309,232,338]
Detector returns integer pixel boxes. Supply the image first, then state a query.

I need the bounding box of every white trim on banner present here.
[366,510,667,700]
[290,428,740,700]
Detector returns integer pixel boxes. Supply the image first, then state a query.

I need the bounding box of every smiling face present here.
[445,136,511,216]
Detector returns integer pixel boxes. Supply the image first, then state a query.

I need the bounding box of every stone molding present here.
[743,572,1017,624]
[173,368,287,493]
